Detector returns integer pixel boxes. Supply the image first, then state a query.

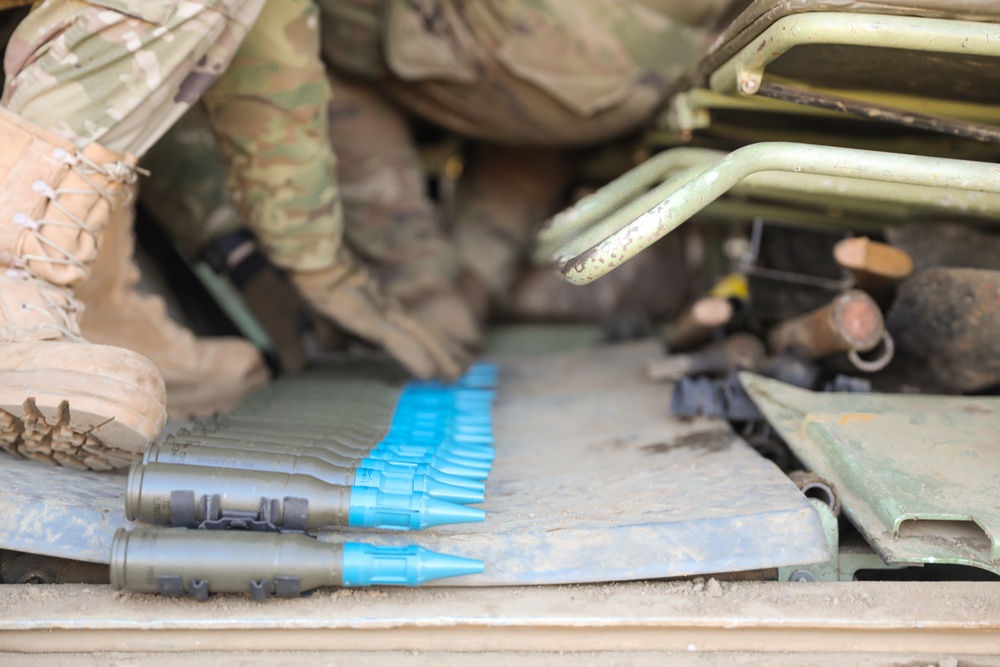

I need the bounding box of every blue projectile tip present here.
[359,459,485,492]
[421,475,484,505]
[425,467,486,492]
[384,441,494,466]
[383,433,495,457]
[433,450,492,470]
[341,543,485,586]
[439,442,495,461]
[364,450,489,480]
[430,455,490,480]
[348,488,486,530]
[355,467,483,504]
[378,444,492,471]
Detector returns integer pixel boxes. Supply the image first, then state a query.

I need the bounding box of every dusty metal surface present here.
[313,341,827,585]
[0,456,128,564]
[2,580,1000,655]
[0,341,826,586]
[741,373,1000,575]
[7,652,1000,667]
[776,499,906,582]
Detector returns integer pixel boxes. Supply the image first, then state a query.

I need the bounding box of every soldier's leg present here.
[325,69,480,348]
[451,143,573,317]
[140,106,244,260]
[0,0,264,469]
[138,105,314,375]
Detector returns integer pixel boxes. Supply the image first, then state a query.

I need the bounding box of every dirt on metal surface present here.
[3,652,997,667]
[1,579,999,656]
[2,339,999,661]
[315,340,826,584]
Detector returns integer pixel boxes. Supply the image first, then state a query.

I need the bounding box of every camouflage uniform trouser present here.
[198,0,342,273]
[137,0,331,263]
[138,101,242,259]
[142,67,464,303]
[1,0,263,156]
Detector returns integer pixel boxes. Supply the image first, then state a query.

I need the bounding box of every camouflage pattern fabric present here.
[72,0,706,308]
[2,0,264,155]
[199,0,341,273]
[327,68,458,301]
[376,0,705,146]
[451,143,572,299]
[141,65,475,351]
[315,0,385,79]
[139,104,241,258]
[130,0,708,305]
[314,0,706,302]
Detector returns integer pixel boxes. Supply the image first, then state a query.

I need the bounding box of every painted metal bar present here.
[543,167,990,265]
[737,172,1000,220]
[536,144,1000,267]
[534,148,722,261]
[756,80,1000,144]
[549,142,1000,285]
[534,164,707,263]
[708,13,1000,98]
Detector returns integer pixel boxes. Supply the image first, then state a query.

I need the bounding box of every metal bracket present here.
[249,576,302,602]
[169,491,309,532]
[250,580,271,602]
[778,499,907,582]
[274,576,302,598]
[155,574,211,602]
[155,574,185,597]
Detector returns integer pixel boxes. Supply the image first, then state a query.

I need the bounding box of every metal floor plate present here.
[742,373,1000,575]
[0,341,827,583]
[317,341,828,585]
[0,455,128,563]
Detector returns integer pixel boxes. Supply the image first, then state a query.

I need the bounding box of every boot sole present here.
[0,342,167,471]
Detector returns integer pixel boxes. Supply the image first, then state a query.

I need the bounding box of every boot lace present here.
[6,268,86,343]
[12,148,147,279]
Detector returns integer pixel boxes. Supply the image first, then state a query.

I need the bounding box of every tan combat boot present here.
[0,108,167,470]
[75,189,270,419]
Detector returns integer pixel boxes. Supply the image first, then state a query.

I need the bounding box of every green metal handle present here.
[709,13,1000,97]
[548,142,1000,285]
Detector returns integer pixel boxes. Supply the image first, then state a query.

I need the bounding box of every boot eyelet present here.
[13,213,37,229]
[31,180,55,199]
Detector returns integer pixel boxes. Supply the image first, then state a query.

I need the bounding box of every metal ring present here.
[848,331,894,373]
